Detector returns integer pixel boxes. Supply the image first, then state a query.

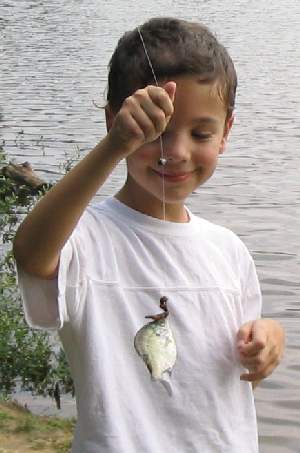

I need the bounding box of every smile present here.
[153,170,192,182]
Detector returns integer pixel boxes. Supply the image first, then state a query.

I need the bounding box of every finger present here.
[132,89,171,132]
[239,340,267,358]
[163,81,177,103]
[137,100,169,134]
[239,321,267,355]
[237,321,253,348]
[146,86,174,118]
[112,108,147,148]
[239,350,268,369]
[240,364,273,382]
[240,346,279,378]
[252,320,268,344]
[247,342,276,361]
[130,103,163,140]
[122,95,165,142]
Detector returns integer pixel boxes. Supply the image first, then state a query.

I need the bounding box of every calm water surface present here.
[1,1,300,451]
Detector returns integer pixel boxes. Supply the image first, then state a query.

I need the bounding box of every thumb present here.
[163,81,176,103]
[237,321,253,349]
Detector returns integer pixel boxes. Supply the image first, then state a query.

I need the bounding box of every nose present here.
[162,132,189,163]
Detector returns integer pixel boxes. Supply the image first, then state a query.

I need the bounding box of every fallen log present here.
[1,162,52,194]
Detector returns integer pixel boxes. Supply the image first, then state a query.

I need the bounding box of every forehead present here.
[169,76,227,126]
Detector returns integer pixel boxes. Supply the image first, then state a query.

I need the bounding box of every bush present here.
[0,142,74,407]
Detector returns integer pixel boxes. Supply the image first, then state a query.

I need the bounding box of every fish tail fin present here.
[159,378,173,396]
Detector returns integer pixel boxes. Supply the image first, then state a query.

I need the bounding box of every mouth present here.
[153,169,193,182]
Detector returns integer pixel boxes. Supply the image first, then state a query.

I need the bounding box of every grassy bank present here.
[0,400,75,452]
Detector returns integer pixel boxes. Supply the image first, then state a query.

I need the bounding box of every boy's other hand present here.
[106,81,176,157]
[237,319,285,383]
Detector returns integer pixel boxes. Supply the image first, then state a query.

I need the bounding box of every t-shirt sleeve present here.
[16,224,87,331]
[241,255,262,322]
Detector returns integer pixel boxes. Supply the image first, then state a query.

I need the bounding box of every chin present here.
[155,191,189,205]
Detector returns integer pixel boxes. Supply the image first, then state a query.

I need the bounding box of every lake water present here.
[1,0,300,451]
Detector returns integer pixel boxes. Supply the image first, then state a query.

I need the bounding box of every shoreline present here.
[12,392,77,419]
[0,399,75,452]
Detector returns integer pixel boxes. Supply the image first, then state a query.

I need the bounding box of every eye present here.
[192,132,212,141]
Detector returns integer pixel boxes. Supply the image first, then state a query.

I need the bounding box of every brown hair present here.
[106,17,237,117]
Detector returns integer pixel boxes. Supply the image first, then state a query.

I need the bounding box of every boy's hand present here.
[237,319,285,384]
[106,81,176,157]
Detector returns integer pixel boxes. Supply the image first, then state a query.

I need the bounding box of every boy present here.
[14,18,284,453]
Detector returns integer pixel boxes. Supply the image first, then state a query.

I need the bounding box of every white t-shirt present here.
[17,197,261,453]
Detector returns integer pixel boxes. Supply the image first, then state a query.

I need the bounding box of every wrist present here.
[94,135,126,165]
[103,129,141,161]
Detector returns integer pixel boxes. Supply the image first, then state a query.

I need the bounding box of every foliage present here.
[0,141,74,407]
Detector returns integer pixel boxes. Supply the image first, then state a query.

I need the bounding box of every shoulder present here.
[70,196,129,249]
[198,215,247,248]
[194,216,259,295]
[193,214,253,267]
[63,199,119,281]
[72,198,114,237]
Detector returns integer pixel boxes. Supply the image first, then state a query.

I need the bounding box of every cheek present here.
[127,144,158,166]
[194,144,220,166]
[135,148,153,161]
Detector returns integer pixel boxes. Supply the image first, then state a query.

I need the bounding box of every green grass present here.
[0,400,75,452]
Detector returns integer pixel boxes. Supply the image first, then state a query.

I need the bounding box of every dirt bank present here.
[0,400,74,452]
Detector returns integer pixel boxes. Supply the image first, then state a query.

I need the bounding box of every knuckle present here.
[133,126,145,141]
[117,108,127,121]
[148,85,161,94]
[122,100,131,111]
[155,110,166,126]
[124,96,136,108]
[134,89,146,100]
[157,87,167,99]
[143,124,155,140]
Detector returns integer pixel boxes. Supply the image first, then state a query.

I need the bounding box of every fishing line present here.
[133,29,177,395]
[137,27,167,222]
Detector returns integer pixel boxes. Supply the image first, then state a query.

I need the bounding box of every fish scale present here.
[134,297,177,395]
[134,317,177,381]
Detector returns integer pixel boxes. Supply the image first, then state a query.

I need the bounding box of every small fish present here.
[134,297,177,394]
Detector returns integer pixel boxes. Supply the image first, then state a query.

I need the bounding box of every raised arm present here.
[13,82,176,279]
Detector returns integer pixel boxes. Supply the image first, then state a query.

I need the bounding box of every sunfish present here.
[134,297,177,395]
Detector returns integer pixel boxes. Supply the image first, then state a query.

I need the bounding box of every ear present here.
[219,114,234,154]
[105,105,115,132]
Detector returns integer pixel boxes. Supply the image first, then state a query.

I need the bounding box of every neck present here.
[115,185,189,223]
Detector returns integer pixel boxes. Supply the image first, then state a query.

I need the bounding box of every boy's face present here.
[114,75,233,220]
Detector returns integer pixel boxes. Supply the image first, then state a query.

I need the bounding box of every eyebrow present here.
[193,117,219,126]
